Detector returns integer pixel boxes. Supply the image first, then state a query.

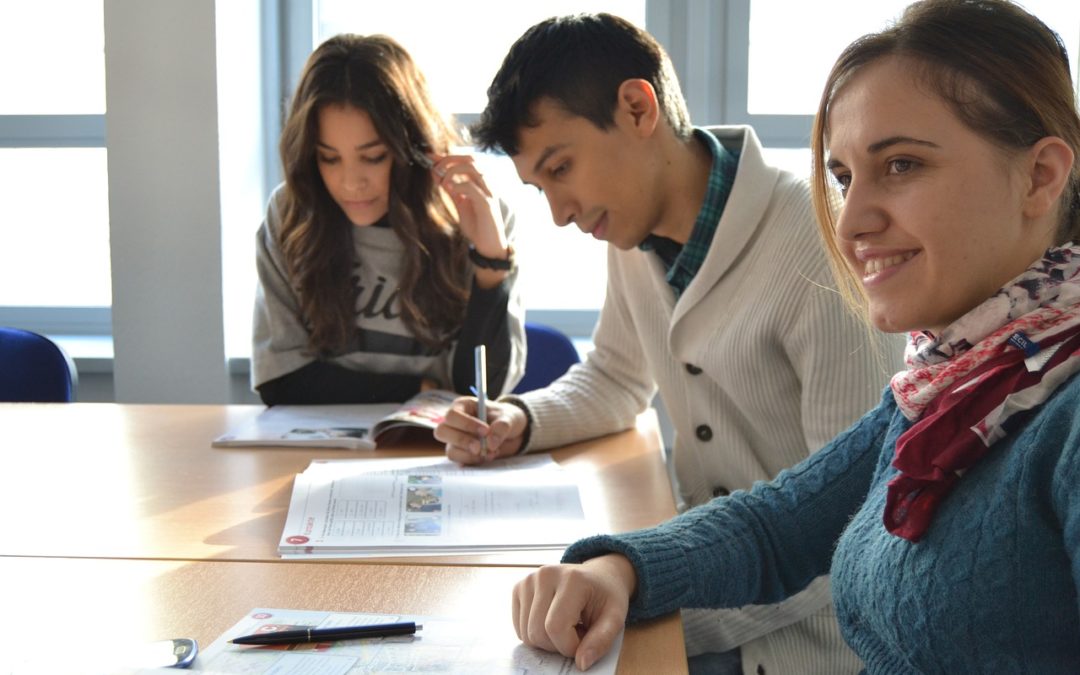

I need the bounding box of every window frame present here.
[0,114,111,336]
[285,4,623,337]
[719,0,813,148]
[31,1,1067,344]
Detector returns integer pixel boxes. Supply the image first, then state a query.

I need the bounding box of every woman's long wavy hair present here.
[278,34,470,354]
[810,0,1080,322]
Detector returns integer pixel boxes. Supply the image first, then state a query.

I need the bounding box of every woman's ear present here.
[615,79,660,138]
[1022,136,1074,222]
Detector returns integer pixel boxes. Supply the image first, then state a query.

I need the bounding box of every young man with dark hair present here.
[435,13,897,674]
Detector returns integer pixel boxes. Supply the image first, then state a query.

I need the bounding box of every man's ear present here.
[1022,136,1074,222]
[615,79,660,137]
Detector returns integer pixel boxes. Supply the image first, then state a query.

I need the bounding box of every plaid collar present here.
[639,128,739,298]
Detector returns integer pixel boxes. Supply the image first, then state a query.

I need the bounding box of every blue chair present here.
[513,322,581,394]
[0,327,78,402]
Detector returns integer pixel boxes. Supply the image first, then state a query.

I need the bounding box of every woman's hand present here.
[431,154,511,288]
[512,554,637,671]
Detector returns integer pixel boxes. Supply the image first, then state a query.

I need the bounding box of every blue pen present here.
[474,345,488,459]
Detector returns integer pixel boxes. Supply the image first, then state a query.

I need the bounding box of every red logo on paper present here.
[252,612,272,620]
[286,535,309,544]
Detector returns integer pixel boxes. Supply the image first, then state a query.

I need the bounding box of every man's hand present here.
[434,397,528,463]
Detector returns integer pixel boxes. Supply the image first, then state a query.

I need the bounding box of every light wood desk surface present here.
[0,403,676,564]
[0,556,687,674]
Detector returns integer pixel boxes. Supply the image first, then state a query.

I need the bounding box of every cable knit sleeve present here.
[563,398,893,623]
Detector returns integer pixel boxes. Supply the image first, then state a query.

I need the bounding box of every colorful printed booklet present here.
[279,455,591,558]
[212,390,457,450]
[195,607,623,674]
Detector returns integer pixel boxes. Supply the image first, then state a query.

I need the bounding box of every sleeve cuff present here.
[498,395,533,454]
[561,528,694,624]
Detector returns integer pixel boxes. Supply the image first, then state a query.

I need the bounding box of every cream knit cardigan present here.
[512,126,902,674]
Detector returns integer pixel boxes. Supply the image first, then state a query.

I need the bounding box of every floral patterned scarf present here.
[885,244,1080,541]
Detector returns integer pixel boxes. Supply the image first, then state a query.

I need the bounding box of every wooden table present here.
[0,403,675,564]
[0,557,685,674]
[0,403,686,673]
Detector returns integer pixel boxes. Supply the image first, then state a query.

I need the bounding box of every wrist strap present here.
[469,244,514,271]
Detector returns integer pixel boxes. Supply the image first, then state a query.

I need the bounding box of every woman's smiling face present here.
[825,56,1056,335]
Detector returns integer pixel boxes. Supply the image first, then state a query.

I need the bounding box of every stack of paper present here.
[278,455,591,558]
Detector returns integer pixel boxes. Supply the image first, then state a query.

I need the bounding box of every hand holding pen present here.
[434,396,530,466]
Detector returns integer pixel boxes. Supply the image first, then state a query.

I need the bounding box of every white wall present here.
[103,0,228,403]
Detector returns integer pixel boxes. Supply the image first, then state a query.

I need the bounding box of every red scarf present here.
[885,246,1080,542]
[885,326,1080,541]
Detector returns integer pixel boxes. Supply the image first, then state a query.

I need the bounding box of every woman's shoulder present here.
[1035,367,1080,436]
[1009,367,1080,491]
[1041,366,1080,413]
[1034,368,1080,516]
[261,183,291,237]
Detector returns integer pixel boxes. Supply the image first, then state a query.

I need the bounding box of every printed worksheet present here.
[195,608,623,675]
[279,456,591,558]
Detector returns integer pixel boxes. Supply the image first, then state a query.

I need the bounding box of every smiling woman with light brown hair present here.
[507,2,1080,671]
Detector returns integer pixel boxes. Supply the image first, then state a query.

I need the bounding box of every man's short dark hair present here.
[471,13,692,155]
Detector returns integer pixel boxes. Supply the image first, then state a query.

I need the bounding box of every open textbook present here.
[195,607,622,674]
[279,455,591,558]
[212,390,457,450]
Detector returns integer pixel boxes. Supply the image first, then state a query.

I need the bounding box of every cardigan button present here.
[712,485,730,498]
[685,363,703,375]
[756,666,766,675]
[695,424,713,441]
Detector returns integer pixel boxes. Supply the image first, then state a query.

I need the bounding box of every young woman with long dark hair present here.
[252,34,525,404]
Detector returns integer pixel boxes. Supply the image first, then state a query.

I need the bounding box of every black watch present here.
[469,245,514,271]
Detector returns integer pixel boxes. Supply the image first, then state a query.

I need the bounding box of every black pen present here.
[230,621,422,645]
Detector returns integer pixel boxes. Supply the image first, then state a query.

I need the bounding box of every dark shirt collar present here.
[639,128,740,297]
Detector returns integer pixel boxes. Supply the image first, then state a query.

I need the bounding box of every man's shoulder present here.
[699,124,750,147]
[701,124,808,196]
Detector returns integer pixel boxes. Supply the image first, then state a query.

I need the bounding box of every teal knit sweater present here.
[564,377,1080,672]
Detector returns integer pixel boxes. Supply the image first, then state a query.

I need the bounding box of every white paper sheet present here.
[279,456,592,558]
[195,608,623,675]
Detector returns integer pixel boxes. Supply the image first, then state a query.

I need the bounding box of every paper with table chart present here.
[279,455,592,558]
[194,607,622,674]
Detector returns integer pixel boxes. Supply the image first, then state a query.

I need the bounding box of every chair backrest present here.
[512,322,582,394]
[0,327,78,402]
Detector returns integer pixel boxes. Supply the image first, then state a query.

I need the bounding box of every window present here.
[746,0,1080,117]
[11,2,1077,365]
[313,1,647,318]
[315,2,647,119]
[730,0,1080,177]
[221,2,651,354]
[228,0,1080,352]
[0,1,111,336]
